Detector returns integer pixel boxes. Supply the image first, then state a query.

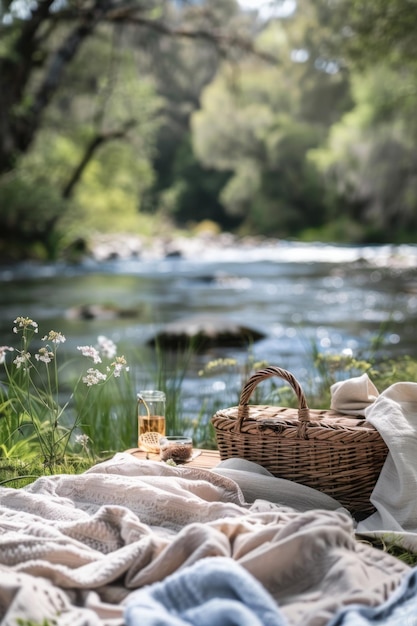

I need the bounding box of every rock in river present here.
[147,315,266,351]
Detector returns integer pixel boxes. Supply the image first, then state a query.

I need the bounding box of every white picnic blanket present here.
[0,453,409,625]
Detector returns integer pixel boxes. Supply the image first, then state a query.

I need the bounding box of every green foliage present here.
[0,13,164,259]
[158,134,236,229]
[299,217,365,244]
[309,66,417,242]
[1,0,417,250]
[72,144,155,234]
[252,121,326,235]
[191,52,330,236]
[340,0,417,68]
[192,58,290,173]
[26,34,163,236]
[0,173,73,261]
[72,368,137,455]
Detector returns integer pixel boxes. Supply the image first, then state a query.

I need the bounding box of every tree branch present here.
[51,3,278,64]
[62,120,136,198]
[101,0,278,63]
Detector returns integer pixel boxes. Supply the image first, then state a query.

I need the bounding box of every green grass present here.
[0,456,94,488]
[358,534,417,567]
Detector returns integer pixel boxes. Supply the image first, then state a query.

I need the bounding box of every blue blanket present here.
[125,556,287,626]
[125,557,417,626]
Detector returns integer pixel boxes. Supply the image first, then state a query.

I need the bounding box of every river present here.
[1,238,417,418]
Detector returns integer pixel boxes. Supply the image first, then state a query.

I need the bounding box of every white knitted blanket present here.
[0,453,410,626]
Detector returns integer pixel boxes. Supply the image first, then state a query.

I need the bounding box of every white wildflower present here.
[42,330,66,344]
[110,355,129,377]
[75,433,90,447]
[82,368,107,386]
[0,346,14,364]
[97,335,117,359]
[13,317,38,333]
[13,351,31,369]
[77,345,102,364]
[35,347,54,364]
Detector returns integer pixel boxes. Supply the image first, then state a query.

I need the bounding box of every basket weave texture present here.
[211,366,388,517]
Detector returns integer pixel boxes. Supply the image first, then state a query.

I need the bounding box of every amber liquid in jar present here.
[139,415,166,438]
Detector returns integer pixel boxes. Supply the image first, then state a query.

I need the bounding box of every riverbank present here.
[88,231,417,269]
[88,231,271,262]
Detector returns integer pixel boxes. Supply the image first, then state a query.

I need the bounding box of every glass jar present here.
[159,436,193,463]
[137,390,166,452]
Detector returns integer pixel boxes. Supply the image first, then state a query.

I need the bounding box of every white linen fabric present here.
[357,382,417,538]
[330,375,417,551]
[330,373,379,416]
[0,453,409,626]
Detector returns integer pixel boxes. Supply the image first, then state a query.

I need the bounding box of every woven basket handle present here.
[236,366,310,433]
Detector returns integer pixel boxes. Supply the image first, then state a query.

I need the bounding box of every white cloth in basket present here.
[330,373,379,416]
[358,382,417,535]
[331,375,417,550]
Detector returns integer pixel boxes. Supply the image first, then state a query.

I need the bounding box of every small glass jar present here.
[160,436,193,463]
[137,390,166,453]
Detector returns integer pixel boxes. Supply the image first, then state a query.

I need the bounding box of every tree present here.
[0,4,164,258]
[0,0,272,258]
[0,0,267,179]
[310,65,417,241]
[133,0,240,224]
[191,12,352,236]
[306,0,417,241]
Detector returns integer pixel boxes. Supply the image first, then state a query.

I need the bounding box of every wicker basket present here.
[211,366,388,517]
